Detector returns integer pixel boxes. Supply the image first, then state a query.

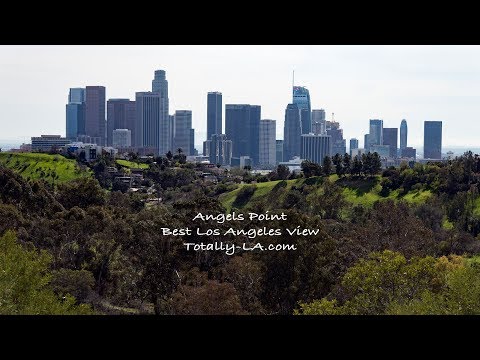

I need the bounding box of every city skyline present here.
[2,45,480,147]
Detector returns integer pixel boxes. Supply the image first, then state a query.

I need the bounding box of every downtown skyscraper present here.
[66,88,85,140]
[152,70,171,155]
[225,104,261,165]
[106,99,136,146]
[173,110,193,155]
[259,119,276,166]
[207,92,222,139]
[383,128,398,158]
[85,86,106,146]
[400,119,408,150]
[424,121,442,159]
[293,86,311,134]
[283,103,301,161]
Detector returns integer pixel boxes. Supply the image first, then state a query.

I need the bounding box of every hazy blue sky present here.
[1,45,480,147]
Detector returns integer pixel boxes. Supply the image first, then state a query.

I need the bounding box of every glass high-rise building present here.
[283,103,301,161]
[69,88,85,104]
[135,92,161,155]
[85,86,106,146]
[106,99,136,147]
[204,134,232,166]
[326,121,346,156]
[369,119,383,149]
[66,87,86,140]
[293,86,311,134]
[173,110,193,155]
[207,92,222,139]
[259,119,276,166]
[225,104,261,165]
[301,134,332,165]
[276,140,284,164]
[424,121,442,159]
[382,128,398,158]
[151,70,170,155]
[400,119,408,150]
[312,109,326,135]
[66,103,85,140]
[349,138,359,156]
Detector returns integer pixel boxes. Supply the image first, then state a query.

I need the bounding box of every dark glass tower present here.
[207,92,222,139]
[383,128,398,158]
[293,86,311,134]
[424,121,442,159]
[225,104,261,165]
[85,86,106,146]
[107,99,136,146]
[283,103,301,161]
[400,119,408,150]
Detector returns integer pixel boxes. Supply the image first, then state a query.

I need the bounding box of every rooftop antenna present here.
[292,70,295,88]
[332,112,335,122]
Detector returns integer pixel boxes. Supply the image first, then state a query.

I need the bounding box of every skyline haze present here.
[1,45,479,148]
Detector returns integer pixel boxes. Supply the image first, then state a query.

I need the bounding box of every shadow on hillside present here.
[337,176,380,196]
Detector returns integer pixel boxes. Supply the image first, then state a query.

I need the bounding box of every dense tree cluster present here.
[2,151,480,314]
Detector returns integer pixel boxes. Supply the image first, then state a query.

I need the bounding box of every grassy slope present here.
[116,159,149,169]
[0,152,91,183]
[220,174,433,212]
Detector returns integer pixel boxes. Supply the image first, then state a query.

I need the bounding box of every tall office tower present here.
[350,138,359,157]
[276,140,284,164]
[135,92,161,154]
[369,119,383,149]
[293,86,311,134]
[301,134,332,165]
[382,128,398,158]
[173,110,193,155]
[400,119,408,150]
[169,115,175,152]
[364,134,370,152]
[190,129,195,156]
[66,103,85,140]
[326,120,346,156]
[207,92,222,139]
[424,121,442,159]
[259,119,276,166]
[112,129,132,148]
[69,88,85,104]
[106,99,136,147]
[204,134,232,166]
[66,88,86,139]
[283,103,301,161]
[85,86,106,146]
[225,104,261,165]
[312,109,326,135]
[151,70,170,154]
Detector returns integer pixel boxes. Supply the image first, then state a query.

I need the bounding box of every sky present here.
[1,45,480,148]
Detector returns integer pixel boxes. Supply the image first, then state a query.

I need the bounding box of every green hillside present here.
[116,159,149,169]
[0,152,91,183]
[219,175,433,213]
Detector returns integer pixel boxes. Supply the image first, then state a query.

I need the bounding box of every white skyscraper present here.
[259,119,276,166]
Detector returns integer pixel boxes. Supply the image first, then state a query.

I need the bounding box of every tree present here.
[166,151,173,161]
[301,160,321,178]
[333,153,343,177]
[276,164,290,180]
[296,250,447,315]
[351,155,363,177]
[0,231,93,314]
[343,153,351,176]
[323,156,332,176]
[57,177,106,209]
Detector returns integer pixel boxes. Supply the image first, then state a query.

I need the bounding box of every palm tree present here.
[177,148,183,155]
